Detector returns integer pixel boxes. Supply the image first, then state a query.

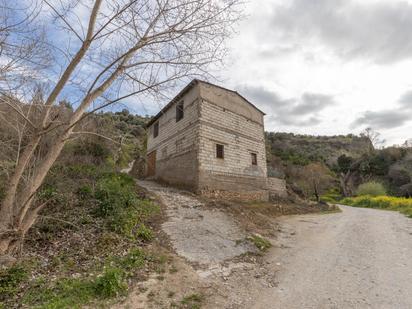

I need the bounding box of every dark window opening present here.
[176,101,184,122]
[251,153,257,165]
[216,144,224,159]
[153,122,159,138]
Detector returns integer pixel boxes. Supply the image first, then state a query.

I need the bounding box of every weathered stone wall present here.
[267,177,288,199]
[197,84,268,200]
[146,84,200,189]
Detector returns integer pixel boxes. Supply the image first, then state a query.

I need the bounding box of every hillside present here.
[0,107,158,308]
[266,132,372,179]
[266,131,412,200]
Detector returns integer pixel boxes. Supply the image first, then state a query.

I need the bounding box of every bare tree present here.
[361,127,386,150]
[297,163,334,201]
[402,139,412,148]
[0,0,242,258]
[0,1,49,90]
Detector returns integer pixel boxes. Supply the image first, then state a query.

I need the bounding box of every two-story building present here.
[145,79,272,201]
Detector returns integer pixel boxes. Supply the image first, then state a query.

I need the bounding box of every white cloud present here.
[221,0,412,145]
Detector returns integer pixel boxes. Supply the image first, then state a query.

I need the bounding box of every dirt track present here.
[254,205,412,309]
[118,182,412,308]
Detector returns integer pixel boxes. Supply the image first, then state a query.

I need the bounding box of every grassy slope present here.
[0,110,169,308]
[0,164,167,308]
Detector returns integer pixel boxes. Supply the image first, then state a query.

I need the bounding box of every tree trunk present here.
[313,181,320,202]
[0,0,104,257]
[0,135,68,256]
[339,171,355,197]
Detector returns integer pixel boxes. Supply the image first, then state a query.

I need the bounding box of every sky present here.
[15,0,412,145]
[214,0,412,145]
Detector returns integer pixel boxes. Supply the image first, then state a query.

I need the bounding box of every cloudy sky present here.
[216,0,412,145]
[20,0,412,145]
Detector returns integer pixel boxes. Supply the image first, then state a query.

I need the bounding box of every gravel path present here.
[130,181,412,308]
[137,180,255,265]
[254,205,412,309]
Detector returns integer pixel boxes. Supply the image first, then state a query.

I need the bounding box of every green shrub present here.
[108,207,140,239]
[94,267,127,298]
[94,173,159,239]
[60,163,102,179]
[0,181,5,203]
[24,277,96,308]
[23,249,148,309]
[180,293,204,309]
[249,235,272,252]
[320,188,342,203]
[38,185,58,201]
[135,224,153,242]
[76,185,93,199]
[0,265,28,300]
[119,248,146,271]
[356,182,387,197]
[94,173,136,217]
[73,141,110,160]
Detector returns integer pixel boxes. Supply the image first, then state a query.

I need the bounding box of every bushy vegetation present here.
[266,132,371,168]
[178,293,204,309]
[0,109,160,309]
[265,132,373,199]
[20,249,157,308]
[94,173,159,240]
[0,265,28,300]
[340,196,412,218]
[266,130,412,200]
[0,167,162,308]
[249,234,272,252]
[94,267,128,298]
[355,182,387,197]
[320,188,343,203]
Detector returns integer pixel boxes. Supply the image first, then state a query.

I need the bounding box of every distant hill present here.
[266,131,412,198]
[266,132,372,170]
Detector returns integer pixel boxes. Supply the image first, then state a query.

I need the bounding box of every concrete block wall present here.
[146,84,201,188]
[199,82,264,124]
[197,100,267,177]
[156,148,198,189]
[145,80,285,201]
[197,94,268,199]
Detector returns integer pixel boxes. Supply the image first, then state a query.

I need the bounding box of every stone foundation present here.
[267,177,288,199]
[198,170,269,201]
[200,189,269,202]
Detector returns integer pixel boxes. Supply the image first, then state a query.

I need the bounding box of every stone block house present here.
[145,79,285,201]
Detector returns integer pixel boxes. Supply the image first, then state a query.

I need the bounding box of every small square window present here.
[251,153,257,165]
[153,122,159,138]
[216,144,224,159]
[176,101,184,122]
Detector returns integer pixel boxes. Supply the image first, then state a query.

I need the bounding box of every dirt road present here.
[118,181,412,308]
[255,205,412,309]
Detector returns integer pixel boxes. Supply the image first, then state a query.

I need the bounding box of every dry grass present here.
[204,198,338,237]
